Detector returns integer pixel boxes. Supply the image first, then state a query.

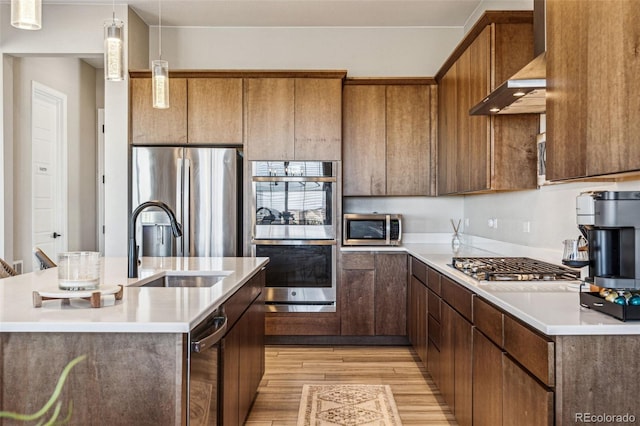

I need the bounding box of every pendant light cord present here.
[112,0,116,23]
[158,0,162,60]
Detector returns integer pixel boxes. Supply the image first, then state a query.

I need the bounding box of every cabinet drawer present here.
[411,257,427,284]
[441,276,474,322]
[427,314,441,350]
[341,253,375,270]
[474,297,503,347]
[427,288,441,322]
[427,267,441,295]
[504,314,555,387]
[225,270,264,330]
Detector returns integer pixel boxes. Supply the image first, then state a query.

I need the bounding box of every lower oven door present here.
[189,310,227,425]
[254,242,336,312]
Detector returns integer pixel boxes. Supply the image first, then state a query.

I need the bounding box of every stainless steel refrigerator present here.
[131,147,242,258]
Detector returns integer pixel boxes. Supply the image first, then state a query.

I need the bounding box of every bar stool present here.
[33,247,57,270]
[0,258,18,278]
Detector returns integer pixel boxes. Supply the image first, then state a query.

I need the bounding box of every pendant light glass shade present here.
[104,19,124,81]
[11,0,42,30]
[152,60,170,109]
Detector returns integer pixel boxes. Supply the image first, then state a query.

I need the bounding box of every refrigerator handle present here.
[183,158,191,257]
[176,158,184,257]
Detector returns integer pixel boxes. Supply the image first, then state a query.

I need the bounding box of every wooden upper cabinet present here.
[547,0,640,180]
[245,76,343,161]
[245,78,295,161]
[130,77,188,144]
[436,12,538,195]
[342,85,386,196]
[386,85,432,196]
[294,78,342,160]
[343,80,436,197]
[438,66,458,195]
[187,78,243,144]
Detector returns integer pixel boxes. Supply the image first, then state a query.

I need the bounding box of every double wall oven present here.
[251,161,338,312]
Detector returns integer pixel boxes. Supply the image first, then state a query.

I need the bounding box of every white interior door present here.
[31,82,67,270]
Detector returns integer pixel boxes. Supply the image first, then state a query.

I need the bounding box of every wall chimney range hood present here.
[469,52,546,116]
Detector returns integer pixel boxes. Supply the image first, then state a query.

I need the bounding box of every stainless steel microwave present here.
[343,213,402,246]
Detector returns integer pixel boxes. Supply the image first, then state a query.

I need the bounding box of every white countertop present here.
[0,257,268,334]
[343,234,640,336]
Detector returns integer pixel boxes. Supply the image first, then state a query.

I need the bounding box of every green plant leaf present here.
[0,354,86,423]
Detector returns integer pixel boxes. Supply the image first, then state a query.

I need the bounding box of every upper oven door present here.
[252,161,337,241]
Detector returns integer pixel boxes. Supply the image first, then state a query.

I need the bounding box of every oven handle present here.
[191,315,227,353]
[252,176,336,183]
[252,239,336,246]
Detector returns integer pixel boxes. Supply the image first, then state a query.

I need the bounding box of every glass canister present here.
[57,251,101,290]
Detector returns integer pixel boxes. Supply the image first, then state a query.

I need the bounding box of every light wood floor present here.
[245,345,457,425]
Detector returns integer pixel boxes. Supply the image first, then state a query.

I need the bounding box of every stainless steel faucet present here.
[128,200,182,278]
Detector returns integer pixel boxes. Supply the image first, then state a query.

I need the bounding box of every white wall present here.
[11,57,97,272]
[0,4,130,259]
[465,0,534,33]
[463,178,640,250]
[149,26,463,76]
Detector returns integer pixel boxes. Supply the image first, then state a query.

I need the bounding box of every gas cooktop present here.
[451,257,581,281]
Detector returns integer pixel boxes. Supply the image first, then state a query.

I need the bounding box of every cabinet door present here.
[341,269,375,336]
[453,308,473,426]
[439,302,455,410]
[238,295,264,425]
[408,275,428,365]
[503,354,553,426]
[221,322,241,426]
[294,78,342,160]
[188,78,243,144]
[437,65,458,195]
[547,0,640,179]
[245,78,295,160]
[130,77,187,144]
[466,27,491,192]
[386,85,432,195]
[342,85,386,196]
[375,254,407,336]
[473,329,503,426]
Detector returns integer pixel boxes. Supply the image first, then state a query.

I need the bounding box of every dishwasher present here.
[188,308,227,425]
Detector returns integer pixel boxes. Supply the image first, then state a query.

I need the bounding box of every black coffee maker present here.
[577,191,640,289]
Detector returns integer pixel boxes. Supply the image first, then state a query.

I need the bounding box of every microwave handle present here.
[386,215,391,245]
[397,217,402,243]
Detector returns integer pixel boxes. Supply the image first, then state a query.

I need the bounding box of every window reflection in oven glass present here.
[255,245,332,288]
[255,181,333,226]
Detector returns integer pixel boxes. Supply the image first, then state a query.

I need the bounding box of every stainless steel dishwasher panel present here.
[188,309,227,425]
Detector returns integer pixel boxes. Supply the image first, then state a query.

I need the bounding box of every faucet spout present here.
[128,200,183,278]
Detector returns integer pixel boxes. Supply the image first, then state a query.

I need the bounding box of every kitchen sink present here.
[136,273,231,288]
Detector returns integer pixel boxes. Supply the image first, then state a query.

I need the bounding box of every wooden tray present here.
[33,285,124,308]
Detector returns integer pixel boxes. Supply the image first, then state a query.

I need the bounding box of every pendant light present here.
[104,0,124,81]
[152,0,169,109]
[11,0,42,30]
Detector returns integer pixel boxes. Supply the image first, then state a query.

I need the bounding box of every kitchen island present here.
[344,236,640,425]
[0,256,268,426]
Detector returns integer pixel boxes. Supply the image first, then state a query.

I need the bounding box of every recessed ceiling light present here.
[513,91,526,97]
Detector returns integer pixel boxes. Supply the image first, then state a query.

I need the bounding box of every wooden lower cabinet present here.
[340,253,407,336]
[503,354,553,426]
[440,302,472,426]
[408,276,428,365]
[221,270,265,426]
[473,328,503,426]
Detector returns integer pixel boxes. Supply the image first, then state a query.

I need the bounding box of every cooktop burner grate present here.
[451,257,581,281]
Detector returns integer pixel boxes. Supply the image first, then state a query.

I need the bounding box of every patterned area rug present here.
[297,384,403,426]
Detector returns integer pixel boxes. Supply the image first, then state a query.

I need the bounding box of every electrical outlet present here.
[523,221,531,233]
[12,260,23,275]
[464,218,470,227]
[493,218,498,229]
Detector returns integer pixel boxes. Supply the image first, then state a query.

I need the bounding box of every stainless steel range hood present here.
[469,52,546,115]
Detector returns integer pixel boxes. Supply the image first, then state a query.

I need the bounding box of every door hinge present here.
[102,225,105,234]
[102,124,105,133]
[102,175,105,184]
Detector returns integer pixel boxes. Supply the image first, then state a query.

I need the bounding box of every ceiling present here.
[45,0,490,28]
